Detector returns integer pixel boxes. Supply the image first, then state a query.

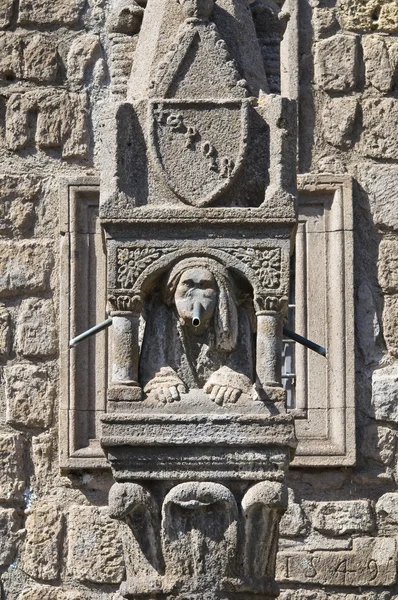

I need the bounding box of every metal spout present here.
[192,301,203,328]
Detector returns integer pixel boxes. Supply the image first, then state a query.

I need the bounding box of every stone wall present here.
[0,0,397,599]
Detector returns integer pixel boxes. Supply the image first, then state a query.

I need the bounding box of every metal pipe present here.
[192,301,203,328]
[69,317,113,348]
[283,326,327,358]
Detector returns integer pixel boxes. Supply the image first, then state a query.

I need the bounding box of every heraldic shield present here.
[149,99,249,207]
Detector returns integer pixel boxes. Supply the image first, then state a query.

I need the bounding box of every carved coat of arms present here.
[149,99,249,207]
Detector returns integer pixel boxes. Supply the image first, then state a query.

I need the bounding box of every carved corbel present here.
[109,482,163,595]
[161,482,238,591]
[241,481,288,592]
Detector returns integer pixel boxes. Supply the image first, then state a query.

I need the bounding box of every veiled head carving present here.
[164,257,238,352]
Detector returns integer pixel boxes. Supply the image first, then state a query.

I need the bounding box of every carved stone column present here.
[108,295,142,403]
[255,296,287,394]
[100,0,298,598]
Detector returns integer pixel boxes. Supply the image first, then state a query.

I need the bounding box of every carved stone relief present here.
[97,0,298,598]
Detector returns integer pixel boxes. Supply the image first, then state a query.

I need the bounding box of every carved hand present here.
[204,366,252,406]
[144,367,187,404]
[151,384,186,404]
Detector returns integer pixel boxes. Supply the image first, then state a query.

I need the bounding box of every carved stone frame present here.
[59,175,355,470]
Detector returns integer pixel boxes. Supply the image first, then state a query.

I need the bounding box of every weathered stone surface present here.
[376,492,398,533]
[5,364,55,428]
[315,34,358,92]
[67,506,125,584]
[0,509,20,566]
[311,500,374,535]
[21,503,63,581]
[280,592,388,600]
[300,532,353,552]
[379,237,398,293]
[0,433,25,502]
[383,295,398,358]
[0,242,52,297]
[6,91,90,158]
[0,175,39,238]
[322,96,358,147]
[361,98,398,160]
[15,298,57,358]
[371,365,398,422]
[18,0,85,26]
[67,34,101,87]
[17,586,85,600]
[362,35,395,92]
[280,489,307,537]
[360,164,398,230]
[277,537,397,586]
[0,0,14,29]
[313,7,340,39]
[0,33,21,82]
[338,0,398,32]
[31,432,58,488]
[22,34,59,83]
[361,423,396,465]
[279,591,326,600]
[0,304,11,356]
[356,281,381,366]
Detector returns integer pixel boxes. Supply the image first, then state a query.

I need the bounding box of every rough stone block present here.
[338,0,398,32]
[61,92,90,159]
[0,174,39,237]
[313,8,339,39]
[67,506,125,584]
[280,489,307,537]
[0,509,20,566]
[6,91,90,158]
[315,34,358,92]
[5,364,55,428]
[0,241,52,297]
[22,34,59,83]
[322,96,358,147]
[21,503,63,581]
[361,98,398,160]
[311,500,374,535]
[301,532,353,552]
[0,33,22,81]
[360,164,398,230]
[0,304,11,356]
[379,238,398,293]
[361,423,396,465]
[371,365,398,422]
[18,0,86,26]
[383,295,398,358]
[362,35,395,92]
[0,432,25,502]
[67,34,100,86]
[356,281,381,366]
[15,298,57,358]
[0,0,14,29]
[277,537,397,586]
[17,586,85,600]
[376,492,398,533]
[32,432,57,487]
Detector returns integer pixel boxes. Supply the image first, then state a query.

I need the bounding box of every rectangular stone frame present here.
[59,175,355,470]
[292,174,355,466]
[59,177,109,470]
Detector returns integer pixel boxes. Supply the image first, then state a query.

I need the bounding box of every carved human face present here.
[174,268,217,332]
